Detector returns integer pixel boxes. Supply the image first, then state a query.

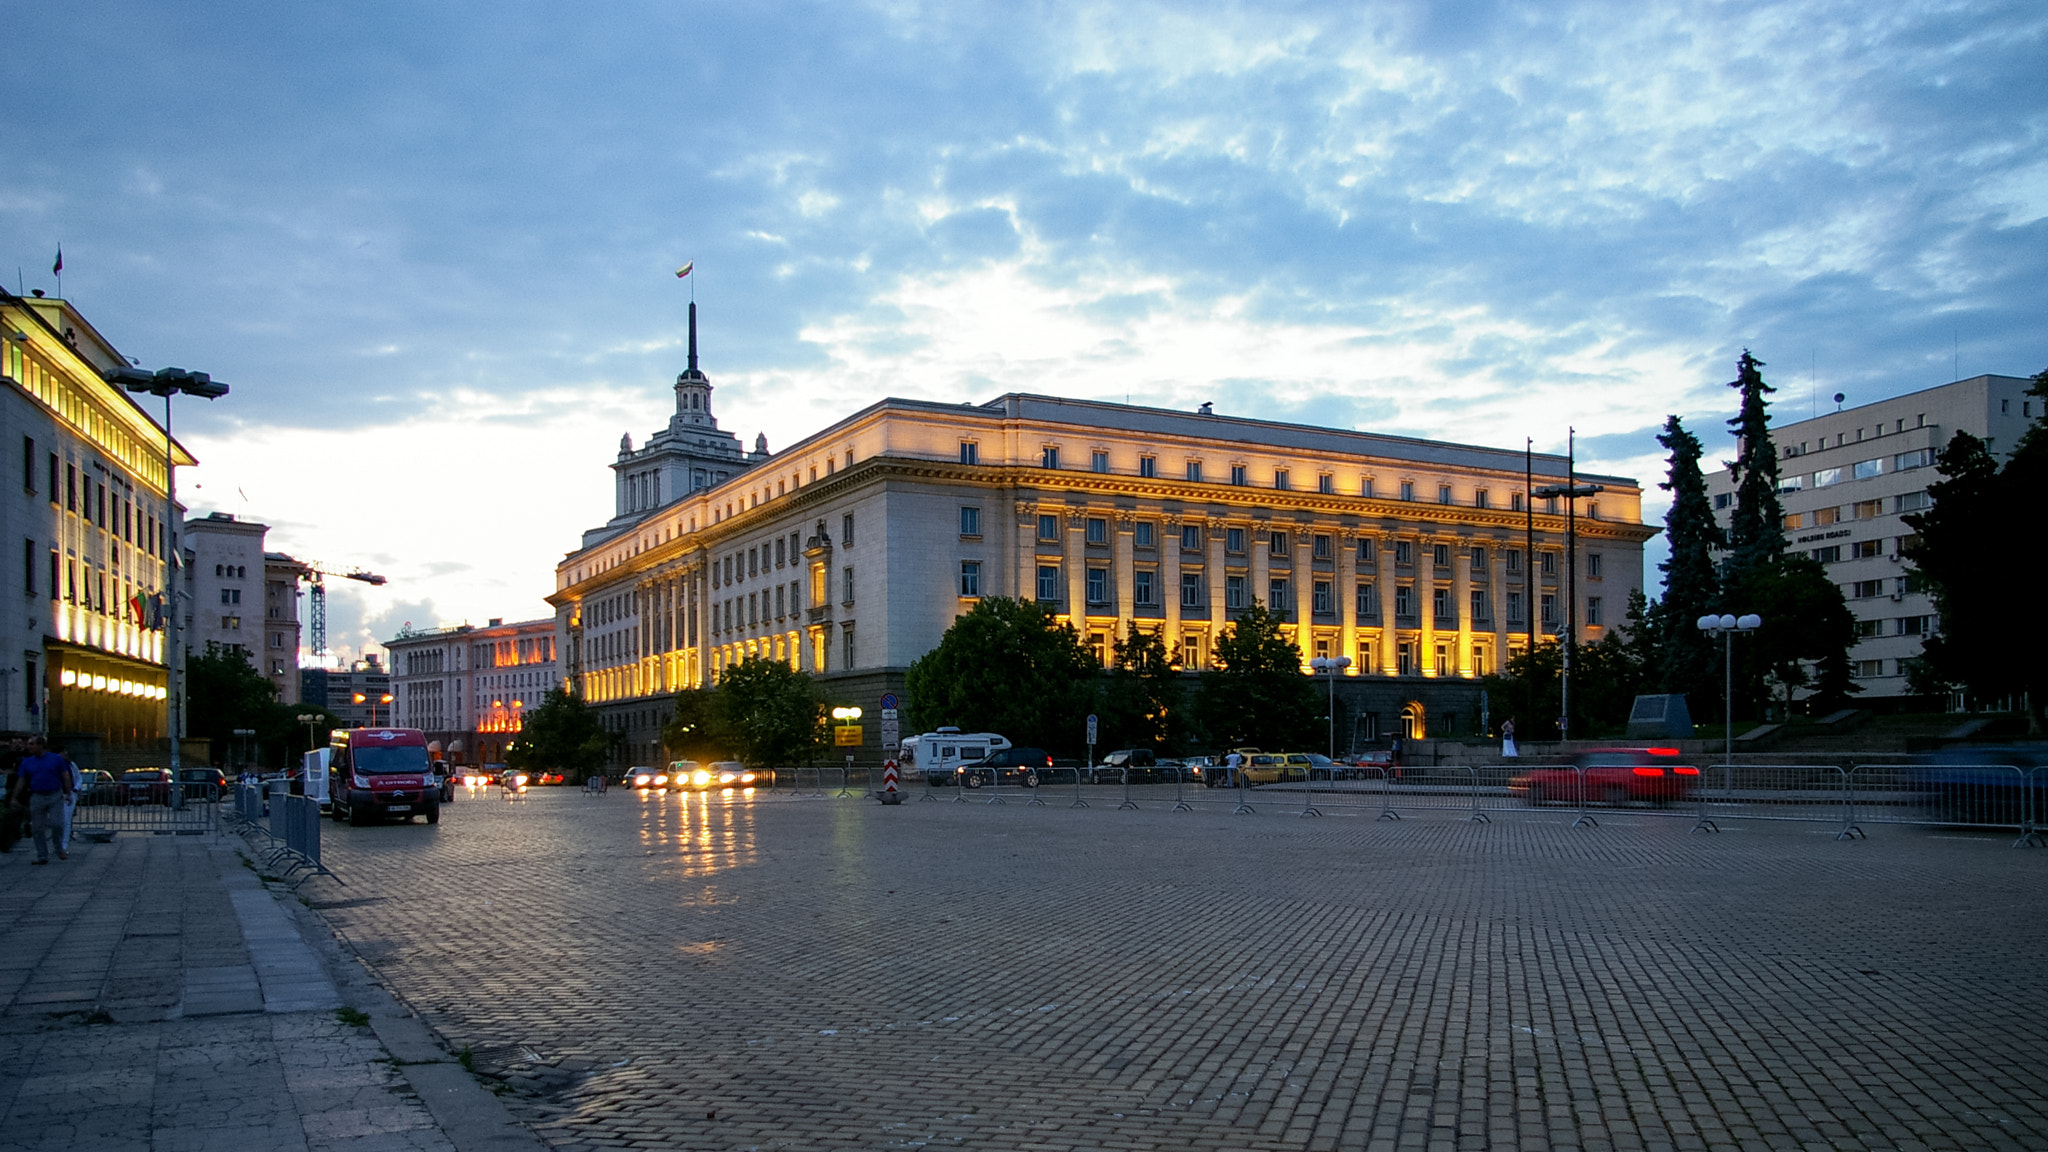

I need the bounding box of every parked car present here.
[117,768,173,806]
[1511,748,1698,807]
[75,769,117,801]
[177,767,229,800]
[1286,753,1341,781]
[1182,755,1220,785]
[1094,749,1183,784]
[957,747,1053,788]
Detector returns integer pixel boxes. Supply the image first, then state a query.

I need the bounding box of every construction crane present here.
[299,563,388,656]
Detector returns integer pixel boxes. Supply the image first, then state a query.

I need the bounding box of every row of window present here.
[1004,511,1586,575]
[997,441,1581,513]
[1782,414,1931,458]
[998,563,1598,626]
[23,436,166,559]
[23,540,153,623]
[1847,576,1928,599]
[1852,615,1934,638]
[711,515,855,592]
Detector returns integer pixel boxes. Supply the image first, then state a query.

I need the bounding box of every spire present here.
[688,301,699,373]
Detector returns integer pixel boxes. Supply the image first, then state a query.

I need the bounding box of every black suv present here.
[956,747,1053,788]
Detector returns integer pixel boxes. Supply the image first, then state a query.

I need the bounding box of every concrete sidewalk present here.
[0,819,543,1152]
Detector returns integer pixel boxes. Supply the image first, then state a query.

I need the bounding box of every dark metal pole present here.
[1562,428,1576,744]
[1524,439,1533,663]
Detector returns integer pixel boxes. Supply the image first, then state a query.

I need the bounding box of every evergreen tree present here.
[1195,600,1317,750]
[1654,414,1723,705]
[1722,350,1785,582]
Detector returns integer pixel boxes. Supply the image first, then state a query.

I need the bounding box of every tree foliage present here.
[1902,368,2048,731]
[660,687,723,763]
[1481,630,1645,742]
[1725,556,1861,716]
[507,687,613,781]
[1096,622,1189,753]
[1653,415,1723,705]
[1195,600,1317,750]
[714,656,829,768]
[184,642,336,768]
[1722,350,1786,582]
[903,597,1100,756]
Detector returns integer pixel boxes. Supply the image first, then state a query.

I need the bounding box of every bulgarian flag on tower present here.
[675,261,693,279]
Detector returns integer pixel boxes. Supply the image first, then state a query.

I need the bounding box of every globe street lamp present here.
[1309,656,1352,760]
[296,712,321,752]
[1696,613,1762,764]
[107,365,229,810]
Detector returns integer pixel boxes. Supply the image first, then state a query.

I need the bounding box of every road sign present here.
[1086,713,1098,745]
[880,693,899,710]
[879,716,900,751]
[834,725,863,747]
[880,708,898,719]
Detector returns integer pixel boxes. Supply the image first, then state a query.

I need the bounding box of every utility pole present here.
[1534,429,1601,745]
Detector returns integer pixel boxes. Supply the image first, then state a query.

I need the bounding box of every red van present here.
[329,728,441,825]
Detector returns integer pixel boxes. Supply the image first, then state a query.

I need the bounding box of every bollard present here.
[877,759,903,805]
[1172,765,1193,812]
[1118,765,1138,811]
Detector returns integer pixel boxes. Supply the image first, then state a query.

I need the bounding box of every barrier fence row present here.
[71,783,219,841]
[625,761,2044,848]
[224,782,340,887]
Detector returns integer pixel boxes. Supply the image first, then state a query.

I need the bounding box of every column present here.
[1207,521,1228,659]
[1250,520,1271,616]
[1378,533,1399,675]
[1292,527,1314,665]
[1065,510,1087,631]
[1489,544,1509,676]
[1338,529,1357,669]
[1161,516,1182,648]
[1015,501,1038,603]
[1453,536,1474,677]
[1418,534,1437,677]
[1114,512,1136,647]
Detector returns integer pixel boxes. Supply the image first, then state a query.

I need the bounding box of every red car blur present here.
[1512,748,1699,807]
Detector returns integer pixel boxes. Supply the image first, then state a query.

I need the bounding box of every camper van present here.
[899,727,1012,786]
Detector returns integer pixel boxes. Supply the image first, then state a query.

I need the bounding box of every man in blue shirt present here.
[15,737,76,864]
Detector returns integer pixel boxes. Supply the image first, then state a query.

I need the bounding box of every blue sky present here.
[7,0,2043,660]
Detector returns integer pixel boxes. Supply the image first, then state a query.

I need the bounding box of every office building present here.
[384,616,559,766]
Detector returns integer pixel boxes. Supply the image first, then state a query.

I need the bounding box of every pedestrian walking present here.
[54,741,83,855]
[15,736,76,864]
[1501,718,1519,758]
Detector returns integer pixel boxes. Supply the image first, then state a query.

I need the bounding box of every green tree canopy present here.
[1195,600,1317,751]
[185,642,328,768]
[1096,621,1189,753]
[714,656,829,768]
[1482,629,1645,742]
[507,687,613,782]
[1724,555,1861,716]
[660,687,724,763]
[1903,369,2048,731]
[903,597,1100,756]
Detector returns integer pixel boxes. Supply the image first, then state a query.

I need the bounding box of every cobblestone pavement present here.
[307,784,2048,1152]
[0,830,460,1152]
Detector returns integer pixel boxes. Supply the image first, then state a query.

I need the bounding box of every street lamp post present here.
[1309,656,1352,760]
[296,713,321,752]
[108,366,229,811]
[1534,430,1603,745]
[353,692,393,727]
[1696,613,1762,764]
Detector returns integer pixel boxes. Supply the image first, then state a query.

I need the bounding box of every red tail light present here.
[1647,747,1680,756]
[1673,766,1700,776]
[1632,767,1665,777]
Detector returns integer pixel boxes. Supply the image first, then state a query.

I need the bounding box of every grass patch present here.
[335,1006,372,1027]
[458,1044,475,1072]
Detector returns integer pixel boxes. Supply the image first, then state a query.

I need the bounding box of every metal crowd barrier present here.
[261,792,338,887]
[1851,763,2034,848]
[71,782,219,840]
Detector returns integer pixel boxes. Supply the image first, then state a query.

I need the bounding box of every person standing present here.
[1223,749,1243,789]
[53,742,83,855]
[15,736,76,864]
[1501,718,1519,758]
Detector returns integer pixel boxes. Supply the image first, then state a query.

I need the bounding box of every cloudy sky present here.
[7,1,2042,662]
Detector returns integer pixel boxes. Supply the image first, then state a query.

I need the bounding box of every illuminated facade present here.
[384,616,558,766]
[552,376,1653,763]
[0,291,186,767]
[1703,373,2037,700]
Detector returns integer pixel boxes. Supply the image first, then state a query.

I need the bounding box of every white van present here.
[899,727,1011,786]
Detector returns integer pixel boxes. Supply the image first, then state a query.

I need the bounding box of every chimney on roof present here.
[1198,401,1214,416]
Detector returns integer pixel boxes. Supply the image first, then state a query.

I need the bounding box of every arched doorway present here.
[1401,701,1426,741]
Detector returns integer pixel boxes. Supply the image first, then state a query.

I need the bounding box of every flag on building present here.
[52,248,62,276]
[129,590,145,625]
[675,261,693,279]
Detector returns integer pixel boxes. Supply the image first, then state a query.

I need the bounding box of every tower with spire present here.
[582,302,770,548]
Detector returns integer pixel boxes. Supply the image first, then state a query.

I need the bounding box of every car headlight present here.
[634,775,650,785]
[653,774,668,786]
[692,769,712,786]
[740,772,756,784]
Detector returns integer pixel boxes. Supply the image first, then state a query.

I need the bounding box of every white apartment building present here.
[549,340,1653,764]
[2,290,181,767]
[1704,373,2037,699]
[182,513,309,705]
[384,617,558,766]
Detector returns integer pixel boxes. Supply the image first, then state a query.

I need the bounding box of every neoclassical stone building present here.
[550,355,1654,765]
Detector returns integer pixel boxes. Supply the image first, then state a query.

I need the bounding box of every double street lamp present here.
[107,365,229,809]
[353,692,393,727]
[1696,613,1762,763]
[1534,429,1604,744]
[1308,656,1352,760]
